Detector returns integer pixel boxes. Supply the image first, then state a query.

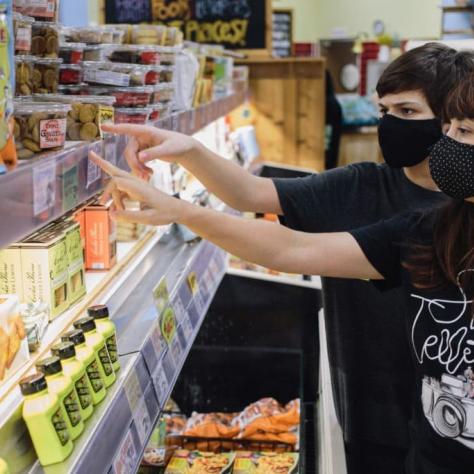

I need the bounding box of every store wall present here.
[272,0,442,41]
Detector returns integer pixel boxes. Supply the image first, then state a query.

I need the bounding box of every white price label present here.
[33,160,56,216]
[113,429,137,474]
[124,370,142,412]
[152,364,169,406]
[172,295,186,323]
[150,322,166,359]
[182,316,193,343]
[170,337,182,366]
[133,398,151,445]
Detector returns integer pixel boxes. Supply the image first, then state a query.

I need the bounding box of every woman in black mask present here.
[90,71,474,473]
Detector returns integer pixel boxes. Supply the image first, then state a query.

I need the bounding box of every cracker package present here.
[84,200,117,271]
[0,294,28,382]
[233,452,298,474]
[165,450,235,474]
[19,227,69,320]
[0,246,23,298]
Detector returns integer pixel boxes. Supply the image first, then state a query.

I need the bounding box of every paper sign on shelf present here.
[133,398,152,445]
[171,294,186,324]
[152,362,169,406]
[113,428,137,474]
[33,160,56,216]
[124,370,142,413]
[153,277,170,315]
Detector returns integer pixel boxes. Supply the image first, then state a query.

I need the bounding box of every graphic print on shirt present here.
[411,270,474,449]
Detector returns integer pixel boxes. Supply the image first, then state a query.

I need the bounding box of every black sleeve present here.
[350,214,412,290]
[273,165,363,233]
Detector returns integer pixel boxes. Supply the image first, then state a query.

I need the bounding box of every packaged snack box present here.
[233,451,299,474]
[19,227,69,320]
[0,245,24,298]
[84,200,117,271]
[165,450,235,474]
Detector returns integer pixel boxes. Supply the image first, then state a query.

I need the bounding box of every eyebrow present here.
[378,101,420,107]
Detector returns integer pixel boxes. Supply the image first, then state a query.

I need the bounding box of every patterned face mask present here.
[429,135,474,199]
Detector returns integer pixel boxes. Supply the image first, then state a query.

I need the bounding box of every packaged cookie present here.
[96,86,153,107]
[13,13,34,55]
[130,25,166,45]
[31,21,60,58]
[13,102,70,157]
[82,61,131,87]
[158,46,179,66]
[160,65,175,83]
[149,103,165,121]
[83,45,110,62]
[32,94,116,141]
[108,45,161,65]
[32,57,62,93]
[59,64,83,85]
[59,43,86,65]
[15,55,35,96]
[114,106,151,124]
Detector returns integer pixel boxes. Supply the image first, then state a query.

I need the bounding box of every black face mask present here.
[378,114,442,168]
[429,135,474,199]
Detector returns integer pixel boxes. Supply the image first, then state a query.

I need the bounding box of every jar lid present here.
[33,93,116,106]
[115,106,152,114]
[87,304,110,319]
[36,356,63,376]
[62,329,86,346]
[20,373,47,396]
[14,102,71,115]
[73,316,96,333]
[59,42,86,50]
[51,341,76,360]
[33,57,64,65]
[105,85,154,93]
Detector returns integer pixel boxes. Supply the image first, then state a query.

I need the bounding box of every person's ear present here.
[442,122,450,134]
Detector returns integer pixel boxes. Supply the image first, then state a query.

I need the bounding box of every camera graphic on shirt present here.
[422,374,474,444]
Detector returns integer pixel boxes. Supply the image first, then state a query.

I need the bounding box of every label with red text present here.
[40,118,67,149]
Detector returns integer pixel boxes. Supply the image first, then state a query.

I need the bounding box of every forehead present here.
[451,117,474,126]
[378,89,429,106]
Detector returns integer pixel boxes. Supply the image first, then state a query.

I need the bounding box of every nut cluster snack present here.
[15,56,34,96]
[32,58,62,93]
[13,102,70,158]
[31,22,59,58]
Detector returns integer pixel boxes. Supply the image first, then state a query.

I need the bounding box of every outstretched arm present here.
[90,152,382,280]
[102,124,282,214]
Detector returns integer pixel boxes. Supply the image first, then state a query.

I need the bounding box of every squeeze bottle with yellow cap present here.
[51,341,94,421]
[88,305,120,372]
[20,373,73,466]
[36,356,84,440]
[62,329,106,405]
[73,317,116,387]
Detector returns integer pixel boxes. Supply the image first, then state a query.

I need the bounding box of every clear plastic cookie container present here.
[151,83,175,104]
[32,57,62,93]
[59,42,85,64]
[59,64,83,85]
[114,107,152,124]
[13,13,34,55]
[94,86,154,107]
[15,55,35,96]
[107,45,161,65]
[31,21,60,58]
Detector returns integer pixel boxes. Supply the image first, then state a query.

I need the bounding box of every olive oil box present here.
[48,220,86,305]
[19,228,69,320]
[0,246,24,298]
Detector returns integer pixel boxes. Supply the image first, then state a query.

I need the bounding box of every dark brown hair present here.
[405,69,474,301]
[377,44,474,117]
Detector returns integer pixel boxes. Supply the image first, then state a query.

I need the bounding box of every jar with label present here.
[61,329,106,405]
[149,102,165,121]
[32,94,116,141]
[32,57,62,93]
[36,356,84,440]
[99,86,153,107]
[20,373,73,466]
[15,55,35,96]
[13,13,33,55]
[58,43,85,65]
[13,102,70,158]
[31,21,59,58]
[87,305,120,372]
[51,341,94,420]
[73,317,116,387]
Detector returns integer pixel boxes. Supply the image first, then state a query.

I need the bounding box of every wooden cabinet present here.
[237,57,326,171]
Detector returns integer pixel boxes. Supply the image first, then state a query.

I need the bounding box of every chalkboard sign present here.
[272,9,292,57]
[105,0,271,51]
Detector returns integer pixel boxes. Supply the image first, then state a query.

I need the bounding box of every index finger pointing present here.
[89,150,129,178]
[101,123,154,137]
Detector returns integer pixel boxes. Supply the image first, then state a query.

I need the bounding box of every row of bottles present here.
[19,305,120,466]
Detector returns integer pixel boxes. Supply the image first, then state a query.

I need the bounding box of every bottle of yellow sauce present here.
[0,457,9,474]
[62,329,106,405]
[20,373,73,466]
[51,341,94,421]
[73,317,116,388]
[88,305,120,372]
[36,356,84,441]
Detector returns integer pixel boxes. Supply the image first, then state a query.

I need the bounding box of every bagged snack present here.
[165,450,235,474]
[184,412,240,439]
[233,452,298,474]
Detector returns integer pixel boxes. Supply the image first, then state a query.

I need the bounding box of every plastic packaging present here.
[114,106,152,124]
[158,46,179,65]
[151,83,175,104]
[149,102,165,121]
[62,329,106,405]
[59,64,83,85]
[13,13,33,55]
[14,55,34,96]
[36,356,84,440]
[20,302,49,352]
[58,84,89,95]
[83,45,110,62]
[87,305,120,372]
[63,26,102,44]
[20,373,73,466]
[108,45,161,65]
[31,21,59,58]
[160,65,174,83]
[51,341,94,421]
[13,102,70,157]
[95,85,153,107]
[58,43,85,65]
[32,57,62,93]
[81,61,132,87]
[131,24,166,45]
[73,317,116,388]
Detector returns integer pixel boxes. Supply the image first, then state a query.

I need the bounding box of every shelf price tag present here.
[113,429,137,474]
[150,320,166,359]
[187,301,200,329]
[194,290,205,316]
[124,370,142,413]
[172,293,186,324]
[152,363,169,407]
[33,160,56,216]
[153,277,170,315]
[182,315,193,343]
[170,335,183,366]
[133,398,152,445]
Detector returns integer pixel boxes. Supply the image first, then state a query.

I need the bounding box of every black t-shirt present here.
[351,210,474,474]
[273,163,446,448]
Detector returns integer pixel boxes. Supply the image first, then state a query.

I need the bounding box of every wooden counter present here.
[237,57,326,171]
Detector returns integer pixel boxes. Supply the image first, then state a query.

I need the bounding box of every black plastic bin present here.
[171,274,322,473]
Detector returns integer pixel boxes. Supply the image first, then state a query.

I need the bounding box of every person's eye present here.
[379,108,388,116]
[458,127,471,135]
[401,108,416,116]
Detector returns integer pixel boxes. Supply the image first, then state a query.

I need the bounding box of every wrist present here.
[175,199,203,227]
[180,138,203,165]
